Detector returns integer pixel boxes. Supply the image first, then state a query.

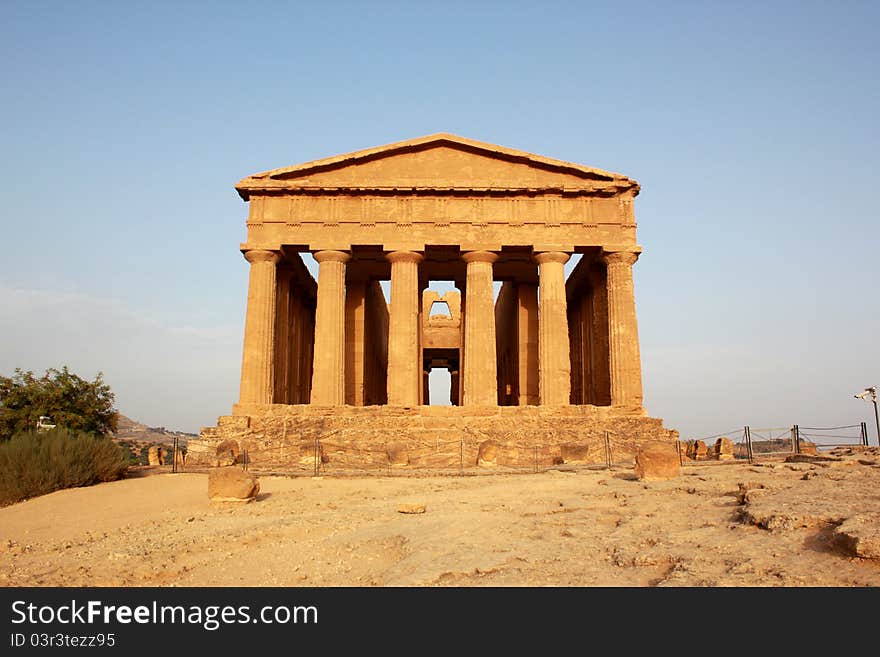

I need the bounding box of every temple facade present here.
[192,134,676,469]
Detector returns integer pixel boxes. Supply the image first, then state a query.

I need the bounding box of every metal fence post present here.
[676,439,683,466]
[745,426,753,463]
[861,422,869,447]
[794,424,801,454]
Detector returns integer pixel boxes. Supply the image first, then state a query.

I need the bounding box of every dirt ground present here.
[1,447,878,587]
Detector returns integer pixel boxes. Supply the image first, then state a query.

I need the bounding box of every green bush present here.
[0,428,128,506]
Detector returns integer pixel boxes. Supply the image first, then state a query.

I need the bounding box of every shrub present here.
[0,428,128,506]
[0,366,118,440]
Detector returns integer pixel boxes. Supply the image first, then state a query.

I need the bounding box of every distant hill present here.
[115,414,196,445]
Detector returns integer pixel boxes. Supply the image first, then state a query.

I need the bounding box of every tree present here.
[0,367,118,440]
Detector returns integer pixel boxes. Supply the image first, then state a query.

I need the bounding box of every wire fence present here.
[679,420,870,465]
[796,423,868,449]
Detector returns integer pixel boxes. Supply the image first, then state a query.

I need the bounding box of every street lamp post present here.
[854,386,879,447]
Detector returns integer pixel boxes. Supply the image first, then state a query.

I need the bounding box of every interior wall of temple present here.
[494,281,519,405]
[565,261,611,406]
[516,283,539,406]
[363,279,389,405]
[265,248,619,408]
[271,253,316,404]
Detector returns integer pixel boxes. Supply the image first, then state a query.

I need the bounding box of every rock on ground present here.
[834,513,880,559]
[207,467,260,502]
[1,446,879,587]
[634,444,680,481]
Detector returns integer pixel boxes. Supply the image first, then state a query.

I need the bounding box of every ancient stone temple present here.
[190,134,677,470]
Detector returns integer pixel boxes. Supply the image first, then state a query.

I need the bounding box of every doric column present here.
[344,281,367,406]
[462,250,498,406]
[239,249,281,405]
[310,250,350,405]
[602,250,643,409]
[534,251,571,406]
[579,292,592,404]
[301,304,315,402]
[568,297,583,404]
[449,369,460,406]
[587,266,610,405]
[516,283,539,405]
[386,251,423,406]
[274,265,292,404]
[287,284,302,403]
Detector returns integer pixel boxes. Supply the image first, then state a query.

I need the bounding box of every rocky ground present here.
[1,447,878,587]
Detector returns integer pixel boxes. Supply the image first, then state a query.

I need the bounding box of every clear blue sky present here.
[1,0,877,440]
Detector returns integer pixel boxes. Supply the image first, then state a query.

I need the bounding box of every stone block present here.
[634,443,680,481]
[215,440,240,467]
[687,440,708,460]
[147,446,164,466]
[799,440,819,456]
[477,440,499,466]
[560,443,592,464]
[208,467,260,502]
[218,415,250,429]
[386,443,410,466]
[833,513,880,559]
[713,437,734,460]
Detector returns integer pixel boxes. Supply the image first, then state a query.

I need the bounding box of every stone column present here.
[603,250,644,409]
[568,299,582,405]
[534,251,571,406]
[310,250,350,405]
[344,281,367,406]
[274,265,292,404]
[417,278,428,405]
[386,251,423,406]
[287,285,302,404]
[462,250,498,406]
[516,283,539,405]
[239,249,281,405]
[587,266,611,405]
[301,303,315,402]
[579,292,592,404]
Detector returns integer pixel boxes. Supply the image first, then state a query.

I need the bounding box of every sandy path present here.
[1,449,878,587]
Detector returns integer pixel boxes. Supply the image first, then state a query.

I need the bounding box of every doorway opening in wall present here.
[429,300,451,318]
[422,280,461,406]
[427,369,452,406]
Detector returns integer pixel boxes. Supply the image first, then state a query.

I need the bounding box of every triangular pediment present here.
[236,133,637,199]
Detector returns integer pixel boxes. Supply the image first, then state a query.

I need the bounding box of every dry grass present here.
[0,428,128,506]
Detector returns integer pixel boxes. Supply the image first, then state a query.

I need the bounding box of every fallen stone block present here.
[634,443,680,481]
[208,467,260,503]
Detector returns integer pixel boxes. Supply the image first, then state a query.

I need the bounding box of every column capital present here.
[533,251,570,266]
[243,249,281,265]
[462,250,499,265]
[313,250,351,264]
[385,250,424,265]
[602,250,640,267]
